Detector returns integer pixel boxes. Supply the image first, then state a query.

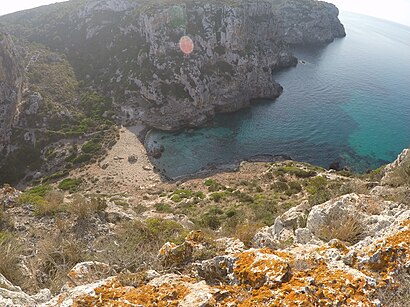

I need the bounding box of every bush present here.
[234,223,265,247]
[58,178,82,193]
[72,153,92,164]
[67,194,106,220]
[81,140,102,154]
[34,190,64,216]
[35,235,88,293]
[154,203,173,213]
[18,184,52,206]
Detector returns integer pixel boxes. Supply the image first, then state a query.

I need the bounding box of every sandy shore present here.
[74,125,163,196]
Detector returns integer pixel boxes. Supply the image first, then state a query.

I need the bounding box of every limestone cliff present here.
[0,32,23,152]
[0,0,345,131]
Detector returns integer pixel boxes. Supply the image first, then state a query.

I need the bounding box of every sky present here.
[0,0,410,27]
[327,0,410,27]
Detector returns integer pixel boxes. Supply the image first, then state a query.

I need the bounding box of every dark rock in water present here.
[148,145,164,159]
[329,160,342,171]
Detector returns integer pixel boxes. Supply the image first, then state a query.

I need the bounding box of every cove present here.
[145,12,410,179]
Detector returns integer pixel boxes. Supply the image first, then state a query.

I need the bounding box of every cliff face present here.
[274,0,346,45]
[0,0,345,131]
[0,32,23,151]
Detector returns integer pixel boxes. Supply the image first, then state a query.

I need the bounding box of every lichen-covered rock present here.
[194,255,237,284]
[158,230,208,266]
[65,261,111,289]
[253,200,310,247]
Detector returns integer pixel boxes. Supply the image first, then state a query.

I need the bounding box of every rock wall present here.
[0,0,345,131]
[0,32,23,151]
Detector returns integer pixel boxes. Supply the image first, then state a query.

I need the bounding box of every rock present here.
[252,226,279,249]
[24,92,42,115]
[147,144,164,159]
[383,148,409,173]
[158,241,194,267]
[234,249,291,288]
[194,255,237,284]
[0,32,23,153]
[65,261,111,289]
[306,193,364,238]
[215,237,246,254]
[253,201,310,247]
[127,154,138,163]
[143,165,152,171]
[0,273,50,306]
[295,228,313,244]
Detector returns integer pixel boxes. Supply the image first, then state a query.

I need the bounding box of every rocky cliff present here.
[0,0,345,131]
[0,32,23,152]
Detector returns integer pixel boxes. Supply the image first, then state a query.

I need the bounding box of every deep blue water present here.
[145,12,410,178]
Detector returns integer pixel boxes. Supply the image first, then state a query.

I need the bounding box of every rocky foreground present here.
[0,148,409,306]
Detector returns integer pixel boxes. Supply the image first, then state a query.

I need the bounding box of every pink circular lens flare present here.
[179,36,194,55]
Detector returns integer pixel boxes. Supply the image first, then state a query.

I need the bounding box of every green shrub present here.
[154,203,173,213]
[58,178,82,193]
[204,179,224,192]
[81,140,102,154]
[72,153,92,164]
[170,189,204,202]
[34,190,64,216]
[210,191,230,202]
[277,166,316,178]
[18,184,51,206]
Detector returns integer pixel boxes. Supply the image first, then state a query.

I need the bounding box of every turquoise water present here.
[145,12,410,178]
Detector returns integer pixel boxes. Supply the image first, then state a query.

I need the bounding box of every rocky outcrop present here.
[274,0,346,45]
[0,0,345,131]
[38,213,410,306]
[0,32,23,152]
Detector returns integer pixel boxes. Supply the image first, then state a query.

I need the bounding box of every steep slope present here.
[0,32,23,152]
[0,148,408,306]
[0,0,345,130]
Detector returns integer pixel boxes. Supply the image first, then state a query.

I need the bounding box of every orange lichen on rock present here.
[272,261,374,306]
[73,277,191,306]
[233,248,292,288]
[360,220,410,284]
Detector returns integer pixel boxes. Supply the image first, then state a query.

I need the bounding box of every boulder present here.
[0,273,50,306]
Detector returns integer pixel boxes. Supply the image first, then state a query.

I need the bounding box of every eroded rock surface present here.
[0,32,23,152]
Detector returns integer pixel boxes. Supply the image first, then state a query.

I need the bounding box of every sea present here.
[145,12,410,179]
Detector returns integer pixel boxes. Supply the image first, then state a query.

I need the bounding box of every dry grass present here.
[93,219,186,273]
[67,194,100,219]
[376,271,410,306]
[31,234,88,293]
[317,213,366,244]
[233,223,265,247]
[0,235,25,287]
[362,199,383,215]
[34,190,64,216]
